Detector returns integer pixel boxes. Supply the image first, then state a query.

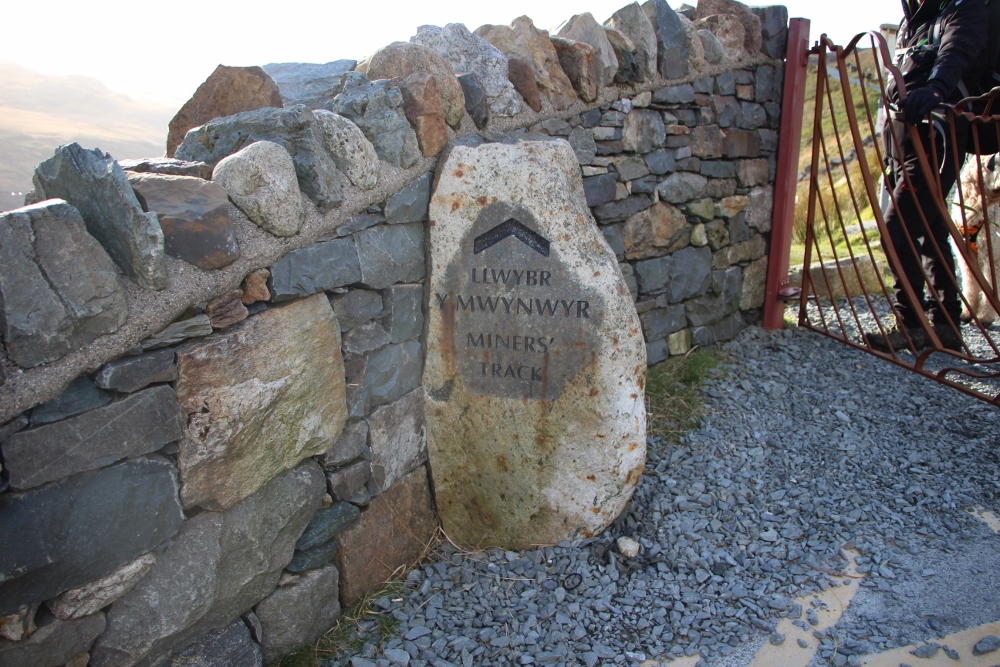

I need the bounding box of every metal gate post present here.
[763,18,812,330]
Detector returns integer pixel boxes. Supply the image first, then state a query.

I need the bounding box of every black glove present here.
[903,83,945,124]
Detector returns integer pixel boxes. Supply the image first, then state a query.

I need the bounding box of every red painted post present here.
[763,18,811,330]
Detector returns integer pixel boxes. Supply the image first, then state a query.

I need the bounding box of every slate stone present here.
[342,321,392,359]
[90,462,325,667]
[593,195,652,223]
[411,23,522,117]
[623,110,666,153]
[269,237,362,302]
[657,172,708,203]
[582,108,602,127]
[0,612,106,667]
[3,386,183,490]
[286,540,340,574]
[319,421,370,471]
[685,267,742,326]
[168,619,262,667]
[0,457,184,616]
[641,306,687,340]
[29,376,110,425]
[667,246,713,302]
[653,84,695,104]
[94,349,177,394]
[129,173,240,269]
[343,358,372,419]
[642,0,689,79]
[722,129,762,158]
[363,340,423,409]
[604,26,642,84]
[335,467,438,606]
[711,95,742,128]
[385,173,433,224]
[0,415,27,444]
[355,223,425,289]
[0,200,127,368]
[583,173,618,207]
[166,65,283,158]
[174,295,347,511]
[339,212,384,237]
[740,102,767,130]
[47,554,156,621]
[645,148,676,175]
[568,126,597,165]
[551,37,599,103]
[752,6,789,59]
[700,160,737,178]
[255,564,341,664]
[635,255,673,294]
[755,65,782,103]
[366,389,426,492]
[119,157,213,180]
[140,315,213,350]
[973,635,1000,656]
[457,72,489,129]
[327,73,421,169]
[630,176,658,195]
[212,140,306,236]
[555,13,619,86]
[603,224,625,259]
[331,290,384,332]
[325,460,373,504]
[295,502,362,552]
[612,155,650,182]
[695,0,763,54]
[699,29,724,64]
[606,2,658,82]
[175,106,344,213]
[625,201,691,260]
[381,284,423,343]
[262,60,357,108]
[716,71,736,95]
[692,311,743,345]
[204,290,249,330]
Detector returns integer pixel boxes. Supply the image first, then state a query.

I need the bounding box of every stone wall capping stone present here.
[0,39,778,424]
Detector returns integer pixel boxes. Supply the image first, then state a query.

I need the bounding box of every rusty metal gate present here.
[765,27,1000,405]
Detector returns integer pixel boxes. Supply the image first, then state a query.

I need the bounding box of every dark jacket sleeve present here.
[928,0,988,97]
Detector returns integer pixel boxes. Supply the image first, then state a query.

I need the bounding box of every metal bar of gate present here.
[763,17,811,330]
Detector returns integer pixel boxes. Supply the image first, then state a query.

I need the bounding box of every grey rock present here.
[754,65,781,103]
[0,457,184,616]
[751,6,789,59]
[593,195,652,223]
[769,632,785,646]
[645,149,676,175]
[356,223,425,289]
[295,502,362,552]
[332,290,384,332]
[328,73,421,169]
[168,619,262,667]
[384,647,411,666]
[362,340,423,409]
[604,225,625,259]
[716,71,736,95]
[262,60,357,108]
[612,155,650,182]
[3,386,183,490]
[91,461,326,667]
[0,200,127,368]
[47,553,156,621]
[385,173,433,224]
[646,338,668,364]
[312,110,380,191]
[457,73,489,129]
[366,389,426,492]
[212,141,307,237]
[700,161,737,178]
[340,212,384,236]
[657,172,708,203]
[653,84,695,104]
[381,285,424,343]
[741,102,767,130]
[119,157,212,180]
[0,612,106,667]
[583,173,618,207]
[667,246,712,302]
[640,306,687,339]
[634,255,673,294]
[691,311,743,345]
[555,13,619,86]
[175,106,345,212]
[568,127,597,165]
[326,460,373,504]
[94,349,178,393]
[642,0,689,79]
[343,321,392,359]
[699,29,724,63]
[0,415,28,443]
[30,376,110,425]
[320,420,370,470]
[286,539,340,573]
[604,26,642,84]
[911,644,940,658]
[973,636,1000,655]
[623,110,665,154]
[255,564,341,663]
[32,144,165,290]
[270,238,362,302]
[141,315,213,350]
[606,3,657,82]
[631,175,658,194]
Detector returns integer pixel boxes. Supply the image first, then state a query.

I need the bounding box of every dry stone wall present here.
[0,1,788,664]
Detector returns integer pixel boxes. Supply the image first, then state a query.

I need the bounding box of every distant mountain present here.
[0,63,175,213]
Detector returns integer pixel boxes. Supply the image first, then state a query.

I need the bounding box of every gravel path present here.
[333,325,1000,667]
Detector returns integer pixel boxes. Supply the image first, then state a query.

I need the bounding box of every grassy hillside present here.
[0,63,175,213]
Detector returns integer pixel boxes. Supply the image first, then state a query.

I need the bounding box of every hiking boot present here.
[866,325,927,353]
[931,323,964,352]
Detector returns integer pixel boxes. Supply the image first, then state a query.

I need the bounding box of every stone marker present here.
[3,385,184,490]
[642,0,690,80]
[32,144,166,290]
[0,457,184,616]
[174,294,347,511]
[128,173,240,270]
[262,60,357,108]
[166,65,283,157]
[424,137,646,549]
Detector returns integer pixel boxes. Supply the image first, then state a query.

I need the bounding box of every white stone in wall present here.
[212,140,304,238]
[312,110,379,191]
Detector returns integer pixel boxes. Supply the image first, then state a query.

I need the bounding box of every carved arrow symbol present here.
[473,218,550,257]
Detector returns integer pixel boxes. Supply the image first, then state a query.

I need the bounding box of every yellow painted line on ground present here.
[749,550,865,667]
[859,620,1000,666]
[968,506,1000,534]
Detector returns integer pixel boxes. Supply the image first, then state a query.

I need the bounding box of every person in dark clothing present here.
[868,0,989,353]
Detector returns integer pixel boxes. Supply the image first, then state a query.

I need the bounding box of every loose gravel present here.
[330,323,1000,667]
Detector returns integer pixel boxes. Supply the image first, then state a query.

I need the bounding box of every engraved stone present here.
[424,137,646,549]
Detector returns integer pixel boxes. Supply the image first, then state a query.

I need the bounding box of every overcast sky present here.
[1,0,904,106]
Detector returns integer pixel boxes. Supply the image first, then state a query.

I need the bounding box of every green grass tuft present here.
[645,348,724,445]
